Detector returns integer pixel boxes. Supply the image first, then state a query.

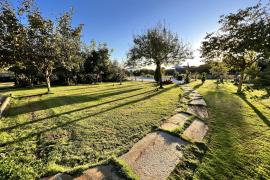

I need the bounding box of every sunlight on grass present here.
[188,80,270,179]
[0,82,181,179]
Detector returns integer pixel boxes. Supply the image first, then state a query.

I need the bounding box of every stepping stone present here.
[188,98,207,106]
[160,113,190,131]
[180,97,189,103]
[181,119,208,142]
[120,131,188,180]
[74,164,124,180]
[189,92,203,98]
[42,173,73,180]
[187,105,208,119]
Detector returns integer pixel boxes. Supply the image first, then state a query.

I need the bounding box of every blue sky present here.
[11,0,263,66]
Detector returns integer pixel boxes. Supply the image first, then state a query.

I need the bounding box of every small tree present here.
[209,61,228,83]
[201,73,206,84]
[83,43,111,83]
[127,24,192,88]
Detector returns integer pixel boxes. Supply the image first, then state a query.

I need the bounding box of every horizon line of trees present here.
[0,0,126,92]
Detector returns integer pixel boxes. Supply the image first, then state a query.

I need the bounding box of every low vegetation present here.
[0,81,181,179]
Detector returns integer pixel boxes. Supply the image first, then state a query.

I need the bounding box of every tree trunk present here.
[237,70,245,93]
[29,75,34,88]
[119,75,122,85]
[45,70,51,93]
[156,63,163,88]
[96,74,99,83]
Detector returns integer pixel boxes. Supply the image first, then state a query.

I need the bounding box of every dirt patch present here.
[181,119,208,142]
[120,131,188,180]
[74,164,124,180]
[187,105,208,119]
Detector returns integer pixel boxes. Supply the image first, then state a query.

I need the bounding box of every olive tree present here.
[127,24,192,88]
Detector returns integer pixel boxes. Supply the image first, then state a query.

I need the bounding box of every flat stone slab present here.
[74,165,124,180]
[181,119,208,142]
[120,131,187,180]
[41,173,73,180]
[160,113,190,131]
[188,98,207,106]
[189,92,203,98]
[187,105,208,119]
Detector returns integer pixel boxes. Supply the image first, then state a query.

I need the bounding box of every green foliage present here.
[201,73,206,84]
[55,10,83,85]
[209,61,228,83]
[201,3,270,92]
[253,63,270,95]
[185,70,190,84]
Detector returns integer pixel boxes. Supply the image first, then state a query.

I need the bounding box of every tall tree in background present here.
[201,3,270,92]
[83,43,111,83]
[127,24,192,88]
[56,10,83,85]
[209,61,229,83]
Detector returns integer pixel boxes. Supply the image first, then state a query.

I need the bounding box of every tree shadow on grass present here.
[196,90,255,178]
[193,83,204,90]
[236,93,270,127]
[13,92,51,99]
[0,85,177,147]
[6,87,143,117]
[0,89,155,132]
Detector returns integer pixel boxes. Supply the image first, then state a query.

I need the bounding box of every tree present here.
[55,10,83,85]
[127,24,192,88]
[83,43,111,83]
[27,10,58,92]
[0,1,25,67]
[201,72,206,84]
[209,61,228,83]
[253,60,270,95]
[201,3,269,92]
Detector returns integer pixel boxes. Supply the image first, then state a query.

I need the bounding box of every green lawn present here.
[189,80,270,179]
[0,82,181,179]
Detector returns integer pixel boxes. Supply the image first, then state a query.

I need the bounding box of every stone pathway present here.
[44,84,209,180]
[120,131,187,180]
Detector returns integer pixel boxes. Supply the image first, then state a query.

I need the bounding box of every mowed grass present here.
[189,80,270,179]
[0,81,181,179]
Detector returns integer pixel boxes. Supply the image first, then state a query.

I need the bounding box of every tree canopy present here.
[201,3,270,92]
[127,24,192,88]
